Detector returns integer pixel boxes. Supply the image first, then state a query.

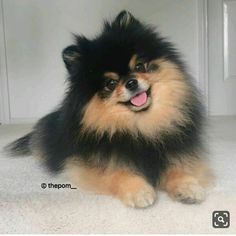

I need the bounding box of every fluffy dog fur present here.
[5,11,213,208]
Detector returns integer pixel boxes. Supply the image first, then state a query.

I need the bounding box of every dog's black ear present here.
[62,45,80,72]
[114,10,137,28]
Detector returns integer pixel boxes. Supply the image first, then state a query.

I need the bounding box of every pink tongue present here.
[130,92,147,107]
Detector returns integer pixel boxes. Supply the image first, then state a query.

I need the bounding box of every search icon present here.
[218,216,225,223]
[212,211,230,228]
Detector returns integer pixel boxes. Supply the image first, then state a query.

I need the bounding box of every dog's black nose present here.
[125,79,138,91]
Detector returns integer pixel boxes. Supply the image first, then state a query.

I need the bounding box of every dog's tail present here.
[4,133,33,156]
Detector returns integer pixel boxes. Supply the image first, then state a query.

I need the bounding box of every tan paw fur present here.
[117,177,156,208]
[171,181,206,204]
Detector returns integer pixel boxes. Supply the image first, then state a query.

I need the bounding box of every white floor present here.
[0,117,235,234]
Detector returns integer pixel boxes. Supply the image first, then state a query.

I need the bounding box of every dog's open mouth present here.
[123,89,152,112]
[130,91,148,107]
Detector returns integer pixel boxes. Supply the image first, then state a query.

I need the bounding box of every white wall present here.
[0,0,204,124]
[208,0,236,116]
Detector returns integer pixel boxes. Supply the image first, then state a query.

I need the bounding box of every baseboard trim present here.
[9,117,38,124]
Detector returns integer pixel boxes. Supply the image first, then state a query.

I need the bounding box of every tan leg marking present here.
[161,168,205,204]
[160,157,214,204]
[67,160,156,208]
[112,171,156,208]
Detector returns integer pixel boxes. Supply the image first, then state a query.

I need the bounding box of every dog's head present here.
[62,11,192,138]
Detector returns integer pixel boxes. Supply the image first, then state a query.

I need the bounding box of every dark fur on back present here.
[5,11,204,187]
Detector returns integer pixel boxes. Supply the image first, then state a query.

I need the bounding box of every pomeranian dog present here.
[6,11,213,208]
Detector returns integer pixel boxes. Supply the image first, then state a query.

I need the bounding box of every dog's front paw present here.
[123,186,156,208]
[172,181,206,204]
[117,177,156,208]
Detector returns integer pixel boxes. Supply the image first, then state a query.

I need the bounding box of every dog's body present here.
[6,11,213,208]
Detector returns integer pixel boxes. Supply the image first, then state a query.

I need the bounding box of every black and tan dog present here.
[6,11,213,208]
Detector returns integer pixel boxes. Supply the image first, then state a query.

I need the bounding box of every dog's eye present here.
[105,79,118,91]
[134,63,146,73]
